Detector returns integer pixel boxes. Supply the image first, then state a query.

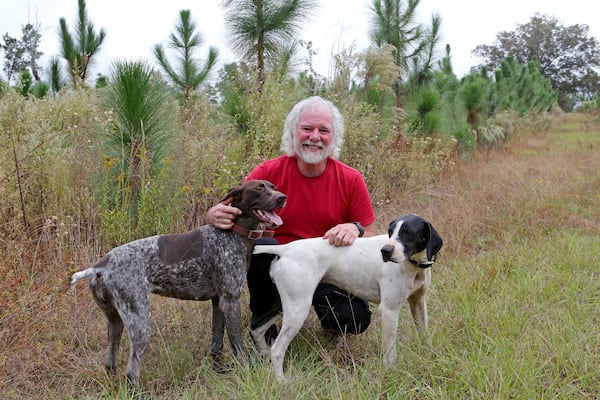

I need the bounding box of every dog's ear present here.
[221,186,243,204]
[387,219,397,238]
[424,222,443,263]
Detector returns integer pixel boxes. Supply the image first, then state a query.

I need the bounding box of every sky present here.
[1,0,599,82]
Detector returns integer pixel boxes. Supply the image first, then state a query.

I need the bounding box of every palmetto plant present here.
[221,0,318,93]
[153,9,219,104]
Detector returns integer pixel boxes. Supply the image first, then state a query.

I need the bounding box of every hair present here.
[280,96,345,159]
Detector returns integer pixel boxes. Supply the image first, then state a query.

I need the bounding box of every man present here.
[207,96,376,350]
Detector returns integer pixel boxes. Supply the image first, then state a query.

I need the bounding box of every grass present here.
[1,113,599,399]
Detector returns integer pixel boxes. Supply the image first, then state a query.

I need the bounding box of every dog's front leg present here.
[378,303,401,367]
[210,297,227,370]
[219,295,246,362]
[271,296,312,380]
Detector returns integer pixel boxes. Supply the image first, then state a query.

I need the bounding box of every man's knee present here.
[313,283,371,335]
[248,237,281,326]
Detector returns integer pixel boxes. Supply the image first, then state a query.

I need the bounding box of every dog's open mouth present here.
[254,209,283,229]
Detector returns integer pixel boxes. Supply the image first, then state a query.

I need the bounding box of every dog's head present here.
[223,180,287,230]
[380,214,443,268]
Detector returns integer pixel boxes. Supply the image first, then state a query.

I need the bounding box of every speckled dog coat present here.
[71,180,286,385]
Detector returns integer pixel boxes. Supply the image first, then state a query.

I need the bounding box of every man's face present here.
[294,107,334,164]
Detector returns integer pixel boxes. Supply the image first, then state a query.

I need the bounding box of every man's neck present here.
[296,157,328,177]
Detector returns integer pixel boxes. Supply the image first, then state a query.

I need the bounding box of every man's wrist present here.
[352,221,365,237]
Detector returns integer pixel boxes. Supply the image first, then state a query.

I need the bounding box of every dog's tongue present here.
[258,209,283,228]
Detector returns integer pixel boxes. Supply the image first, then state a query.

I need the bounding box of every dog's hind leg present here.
[105,309,124,373]
[121,300,151,385]
[90,278,124,373]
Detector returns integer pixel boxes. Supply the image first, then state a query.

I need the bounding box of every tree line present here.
[2,1,598,111]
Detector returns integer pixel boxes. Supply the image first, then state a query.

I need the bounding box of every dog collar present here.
[231,223,275,240]
[408,258,434,269]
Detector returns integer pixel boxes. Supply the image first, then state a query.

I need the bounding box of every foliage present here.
[20,23,44,81]
[0,90,104,238]
[1,32,28,84]
[400,50,555,154]
[493,56,557,114]
[94,73,108,88]
[212,62,257,133]
[1,23,44,85]
[405,84,442,137]
[153,9,219,104]
[58,0,106,87]
[472,13,600,111]
[356,44,402,113]
[18,69,32,97]
[47,56,66,95]
[100,60,179,239]
[221,0,318,93]
[368,0,443,107]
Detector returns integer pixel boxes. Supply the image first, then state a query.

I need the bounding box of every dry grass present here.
[1,113,599,399]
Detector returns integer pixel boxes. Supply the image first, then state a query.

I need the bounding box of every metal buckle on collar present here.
[247,229,264,240]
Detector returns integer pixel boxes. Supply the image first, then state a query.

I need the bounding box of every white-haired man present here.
[207,96,376,350]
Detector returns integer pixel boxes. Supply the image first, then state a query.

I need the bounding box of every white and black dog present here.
[251,214,443,379]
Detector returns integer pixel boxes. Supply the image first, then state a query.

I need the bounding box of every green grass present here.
[49,233,599,399]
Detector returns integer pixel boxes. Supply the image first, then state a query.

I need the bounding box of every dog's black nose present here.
[381,245,394,262]
[276,194,287,207]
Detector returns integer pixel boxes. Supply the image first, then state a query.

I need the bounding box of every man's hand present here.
[206,197,242,229]
[323,223,361,246]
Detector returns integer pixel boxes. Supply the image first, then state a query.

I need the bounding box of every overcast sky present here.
[1,0,599,82]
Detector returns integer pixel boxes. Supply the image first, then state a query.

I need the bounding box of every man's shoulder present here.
[247,155,293,181]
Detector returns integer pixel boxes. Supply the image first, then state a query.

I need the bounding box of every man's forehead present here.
[299,108,333,126]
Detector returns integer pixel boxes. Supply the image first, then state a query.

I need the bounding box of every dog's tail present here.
[70,268,95,285]
[70,255,110,286]
[252,244,287,257]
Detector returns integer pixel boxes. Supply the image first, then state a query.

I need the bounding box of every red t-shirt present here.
[246,155,376,244]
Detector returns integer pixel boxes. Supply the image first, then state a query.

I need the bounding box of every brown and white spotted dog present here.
[71,180,286,385]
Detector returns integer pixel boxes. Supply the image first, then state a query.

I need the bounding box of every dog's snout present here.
[276,194,287,207]
[381,245,394,262]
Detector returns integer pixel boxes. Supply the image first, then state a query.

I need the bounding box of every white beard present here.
[297,141,330,164]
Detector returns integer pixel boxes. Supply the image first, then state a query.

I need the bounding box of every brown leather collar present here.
[231,223,275,240]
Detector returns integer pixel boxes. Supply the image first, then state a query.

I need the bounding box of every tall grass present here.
[0,88,598,400]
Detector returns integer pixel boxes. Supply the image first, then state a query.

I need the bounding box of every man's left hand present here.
[323,223,361,246]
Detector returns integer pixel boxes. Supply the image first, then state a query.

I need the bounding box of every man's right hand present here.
[206,199,242,229]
